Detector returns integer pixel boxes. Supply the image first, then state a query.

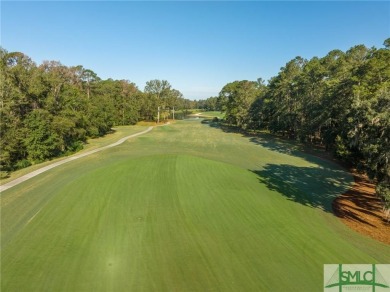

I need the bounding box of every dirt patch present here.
[332,171,390,245]
[257,131,390,245]
[256,132,390,245]
[273,138,390,245]
[193,124,390,245]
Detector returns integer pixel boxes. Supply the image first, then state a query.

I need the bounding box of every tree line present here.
[0,48,197,177]
[202,39,390,211]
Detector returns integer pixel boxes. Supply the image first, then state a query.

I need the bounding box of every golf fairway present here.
[1,120,389,291]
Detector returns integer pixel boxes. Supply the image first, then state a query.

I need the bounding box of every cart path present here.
[0,126,154,193]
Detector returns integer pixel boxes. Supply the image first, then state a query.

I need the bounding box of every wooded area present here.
[0,48,196,177]
[203,39,390,211]
[1,40,389,211]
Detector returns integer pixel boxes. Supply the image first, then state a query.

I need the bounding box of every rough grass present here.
[1,120,389,291]
[0,125,148,184]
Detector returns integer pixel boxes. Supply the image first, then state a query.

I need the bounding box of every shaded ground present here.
[204,121,390,245]
[250,129,390,245]
[333,171,390,245]
[2,120,389,291]
[252,164,351,213]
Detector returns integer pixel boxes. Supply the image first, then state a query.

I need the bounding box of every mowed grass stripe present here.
[2,155,306,291]
[1,121,389,291]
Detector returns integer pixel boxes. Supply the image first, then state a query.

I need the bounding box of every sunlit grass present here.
[0,125,148,184]
[1,120,389,291]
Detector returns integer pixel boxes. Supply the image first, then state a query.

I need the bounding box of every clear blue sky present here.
[1,1,389,100]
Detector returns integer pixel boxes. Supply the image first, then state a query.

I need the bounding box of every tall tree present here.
[218,80,262,129]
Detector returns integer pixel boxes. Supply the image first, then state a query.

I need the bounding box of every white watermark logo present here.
[324,264,390,291]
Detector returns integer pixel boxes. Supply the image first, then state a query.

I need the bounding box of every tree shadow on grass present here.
[202,121,341,167]
[201,118,221,128]
[201,119,244,131]
[248,134,343,167]
[249,135,305,157]
[252,156,381,227]
[201,121,378,226]
[252,163,352,213]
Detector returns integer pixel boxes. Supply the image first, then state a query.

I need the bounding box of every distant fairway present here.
[195,111,225,119]
[1,120,389,291]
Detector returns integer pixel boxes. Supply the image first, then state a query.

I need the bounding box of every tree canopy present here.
[2,40,389,214]
[0,48,194,177]
[200,39,390,211]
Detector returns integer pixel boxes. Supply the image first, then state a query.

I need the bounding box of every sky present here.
[1,1,389,100]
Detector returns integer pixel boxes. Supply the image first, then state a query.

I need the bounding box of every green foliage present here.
[0,47,195,173]
[14,159,32,170]
[2,122,388,291]
[204,40,390,212]
[218,80,264,129]
[197,96,220,111]
[23,110,62,162]
[376,179,390,210]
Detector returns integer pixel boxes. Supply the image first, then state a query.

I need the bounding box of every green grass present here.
[1,120,389,291]
[197,111,225,118]
[187,111,225,119]
[0,125,148,184]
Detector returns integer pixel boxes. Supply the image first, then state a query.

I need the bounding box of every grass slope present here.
[0,125,149,185]
[1,120,389,291]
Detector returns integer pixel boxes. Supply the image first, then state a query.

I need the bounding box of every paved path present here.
[0,126,154,193]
